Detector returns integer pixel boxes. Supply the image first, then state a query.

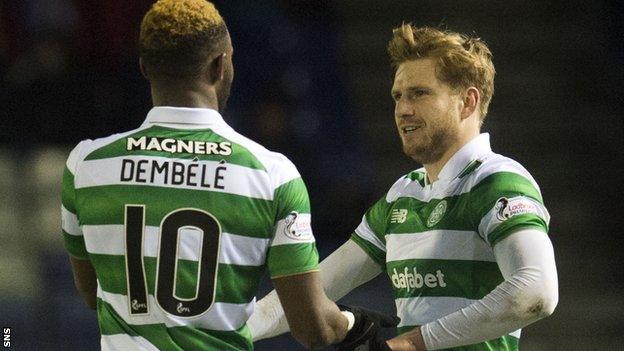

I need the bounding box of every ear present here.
[460,87,480,120]
[139,57,149,79]
[208,53,226,84]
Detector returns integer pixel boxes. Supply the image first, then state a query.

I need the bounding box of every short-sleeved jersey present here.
[351,134,550,351]
[61,107,319,351]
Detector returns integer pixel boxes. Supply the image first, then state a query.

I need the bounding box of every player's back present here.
[61,107,313,350]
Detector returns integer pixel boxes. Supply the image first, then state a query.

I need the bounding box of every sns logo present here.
[391,267,446,293]
[177,303,191,314]
[131,299,147,311]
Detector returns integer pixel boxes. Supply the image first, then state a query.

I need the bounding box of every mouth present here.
[401,124,424,134]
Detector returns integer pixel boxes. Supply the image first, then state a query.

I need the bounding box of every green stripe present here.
[349,235,385,269]
[90,254,263,304]
[386,259,503,300]
[62,167,76,212]
[267,243,319,277]
[382,171,544,235]
[468,172,543,226]
[458,160,482,178]
[397,326,518,351]
[75,185,274,239]
[406,170,426,187]
[175,259,199,299]
[84,126,266,171]
[63,231,89,259]
[488,214,548,246]
[365,196,393,243]
[97,298,252,351]
[273,177,310,221]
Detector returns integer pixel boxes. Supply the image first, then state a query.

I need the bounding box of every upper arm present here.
[350,195,391,269]
[267,176,319,279]
[62,143,90,259]
[470,171,550,246]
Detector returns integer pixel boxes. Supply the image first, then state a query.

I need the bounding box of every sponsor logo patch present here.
[495,197,538,221]
[283,212,312,240]
[426,200,447,227]
[391,267,447,292]
[390,209,408,224]
[127,136,232,156]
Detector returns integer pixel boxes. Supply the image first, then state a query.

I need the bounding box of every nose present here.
[395,98,413,119]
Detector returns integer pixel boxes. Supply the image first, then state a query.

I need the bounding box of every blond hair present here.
[388,24,495,120]
[139,0,228,81]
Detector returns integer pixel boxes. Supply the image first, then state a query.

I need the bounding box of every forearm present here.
[249,240,381,341]
[69,256,97,310]
[388,230,558,350]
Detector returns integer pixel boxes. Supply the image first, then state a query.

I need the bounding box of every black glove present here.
[335,305,400,351]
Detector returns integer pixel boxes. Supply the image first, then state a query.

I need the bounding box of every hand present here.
[335,305,400,351]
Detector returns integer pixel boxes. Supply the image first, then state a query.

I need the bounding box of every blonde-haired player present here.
[249,24,558,350]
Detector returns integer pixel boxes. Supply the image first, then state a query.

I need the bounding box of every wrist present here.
[340,310,355,331]
[386,327,426,351]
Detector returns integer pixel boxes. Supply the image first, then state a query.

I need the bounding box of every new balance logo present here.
[390,209,408,223]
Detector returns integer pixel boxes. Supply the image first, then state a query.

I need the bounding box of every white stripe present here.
[396,296,522,339]
[220,232,270,265]
[390,155,540,203]
[478,196,550,241]
[61,205,82,236]
[353,216,386,252]
[271,214,315,246]
[396,296,476,327]
[98,286,254,331]
[101,334,159,351]
[83,225,269,266]
[74,155,274,200]
[386,230,495,262]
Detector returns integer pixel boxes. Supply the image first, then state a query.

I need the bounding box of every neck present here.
[150,81,219,110]
[424,130,480,183]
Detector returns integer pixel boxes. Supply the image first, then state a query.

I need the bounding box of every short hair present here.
[139,0,228,81]
[388,24,496,121]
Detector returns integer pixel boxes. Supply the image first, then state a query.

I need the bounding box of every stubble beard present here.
[402,124,459,165]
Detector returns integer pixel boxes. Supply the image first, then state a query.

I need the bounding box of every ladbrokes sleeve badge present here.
[494,196,538,221]
[283,211,313,240]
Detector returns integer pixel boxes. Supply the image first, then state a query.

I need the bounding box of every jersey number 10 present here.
[124,205,221,318]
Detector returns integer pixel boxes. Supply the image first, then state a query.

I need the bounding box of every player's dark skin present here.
[68,31,356,349]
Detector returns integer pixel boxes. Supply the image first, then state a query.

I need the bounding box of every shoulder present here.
[215,126,301,188]
[65,127,150,174]
[461,153,545,208]
[385,168,426,203]
[466,153,541,194]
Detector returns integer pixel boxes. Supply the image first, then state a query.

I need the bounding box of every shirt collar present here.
[433,133,493,182]
[142,106,227,127]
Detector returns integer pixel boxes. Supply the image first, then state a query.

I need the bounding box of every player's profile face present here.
[391,58,462,164]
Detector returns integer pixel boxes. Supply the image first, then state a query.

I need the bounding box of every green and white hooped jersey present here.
[351,134,550,351]
[61,107,319,351]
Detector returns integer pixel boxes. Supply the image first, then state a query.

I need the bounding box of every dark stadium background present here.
[1,1,623,350]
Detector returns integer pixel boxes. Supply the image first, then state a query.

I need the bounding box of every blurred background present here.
[1,0,623,350]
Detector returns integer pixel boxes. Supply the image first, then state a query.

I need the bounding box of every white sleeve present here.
[421,229,559,350]
[248,239,382,341]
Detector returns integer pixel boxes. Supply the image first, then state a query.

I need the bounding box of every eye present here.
[392,93,402,101]
[408,89,427,99]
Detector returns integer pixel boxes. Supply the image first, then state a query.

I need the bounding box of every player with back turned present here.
[61,1,397,350]
[249,25,559,350]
